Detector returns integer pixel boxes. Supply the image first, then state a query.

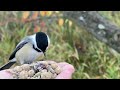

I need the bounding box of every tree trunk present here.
[62,11,120,53]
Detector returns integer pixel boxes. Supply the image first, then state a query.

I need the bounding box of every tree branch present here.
[62,11,120,53]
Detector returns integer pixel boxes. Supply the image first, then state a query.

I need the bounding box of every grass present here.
[0,11,120,79]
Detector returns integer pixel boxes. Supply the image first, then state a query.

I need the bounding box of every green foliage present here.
[1,11,120,79]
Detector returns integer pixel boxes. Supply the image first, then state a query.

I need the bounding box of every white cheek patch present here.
[47,35,50,48]
[30,34,37,48]
[30,34,42,52]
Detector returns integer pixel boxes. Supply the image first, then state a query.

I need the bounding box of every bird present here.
[0,32,50,71]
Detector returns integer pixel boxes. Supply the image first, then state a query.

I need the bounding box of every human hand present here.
[0,61,75,79]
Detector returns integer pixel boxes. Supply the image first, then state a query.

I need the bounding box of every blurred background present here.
[0,11,120,79]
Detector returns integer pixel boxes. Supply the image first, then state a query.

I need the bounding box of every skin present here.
[0,61,75,79]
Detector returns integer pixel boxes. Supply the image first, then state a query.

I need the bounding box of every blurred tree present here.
[62,11,120,53]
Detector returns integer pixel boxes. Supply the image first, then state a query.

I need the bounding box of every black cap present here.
[36,32,48,53]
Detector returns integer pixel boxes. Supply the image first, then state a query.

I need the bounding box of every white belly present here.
[15,43,44,64]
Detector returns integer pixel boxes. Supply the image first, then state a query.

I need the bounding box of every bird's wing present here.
[16,36,28,48]
[9,37,29,60]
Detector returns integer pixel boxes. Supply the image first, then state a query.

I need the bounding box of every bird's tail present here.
[0,60,16,71]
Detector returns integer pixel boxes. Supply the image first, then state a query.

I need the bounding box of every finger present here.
[55,64,75,79]
[0,70,13,79]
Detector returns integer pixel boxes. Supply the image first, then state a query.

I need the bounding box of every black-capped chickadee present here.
[0,32,50,70]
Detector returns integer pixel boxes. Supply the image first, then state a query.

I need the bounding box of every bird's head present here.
[35,32,50,55]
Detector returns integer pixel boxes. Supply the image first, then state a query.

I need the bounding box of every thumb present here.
[0,70,13,79]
